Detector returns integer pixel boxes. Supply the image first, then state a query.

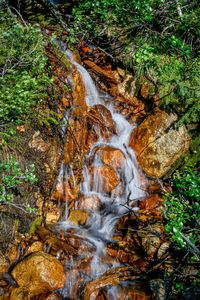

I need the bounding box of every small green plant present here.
[29,217,42,235]
[163,168,200,259]
[0,156,38,213]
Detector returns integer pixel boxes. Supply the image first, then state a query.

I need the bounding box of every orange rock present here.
[88,104,114,131]
[25,241,43,256]
[38,292,62,299]
[11,252,65,298]
[96,146,126,169]
[129,108,191,178]
[83,60,120,84]
[139,194,163,210]
[81,195,101,210]
[90,165,120,193]
[71,66,87,108]
[67,209,90,226]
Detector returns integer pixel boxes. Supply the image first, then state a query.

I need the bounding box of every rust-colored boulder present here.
[96,146,126,169]
[90,165,120,193]
[129,108,191,178]
[11,252,65,299]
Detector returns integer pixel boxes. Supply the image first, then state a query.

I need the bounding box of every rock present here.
[52,174,80,203]
[67,209,90,226]
[90,165,120,193]
[137,222,163,257]
[83,266,140,300]
[0,253,9,273]
[117,74,138,104]
[157,242,170,259]
[81,195,101,210]
[45,210,60,224]
[28,131,49,152]
[83,60,120,84]
[36,227,77,256]
[139,194,163,210]
[129,108,191,178]
[25,241,43,256]
[88,104,115,133]
[38,292,62,299]
[71,65,87,108]
[96,146,126,169]
[11,252,65,298]
[107,285,155,300]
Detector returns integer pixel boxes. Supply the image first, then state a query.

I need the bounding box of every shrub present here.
[0,156,38,213]
[163,168,200,260]
[0,10,51,126]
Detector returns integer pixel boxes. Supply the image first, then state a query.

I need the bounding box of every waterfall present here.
[56,47,148,299]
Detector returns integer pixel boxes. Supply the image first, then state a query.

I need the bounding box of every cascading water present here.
[56,46,148,299]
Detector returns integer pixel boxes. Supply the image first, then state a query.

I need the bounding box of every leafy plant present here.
[0,156,38,213]
[0,10,51,126]
[163,168,200,259]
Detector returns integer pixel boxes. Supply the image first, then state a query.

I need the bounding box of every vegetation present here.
[0,156,37,213]
[0,10,51,127]
[0,0,199,297]
[164,168,200,257]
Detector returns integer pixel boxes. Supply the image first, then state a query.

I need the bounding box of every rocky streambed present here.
[0,38,191,300]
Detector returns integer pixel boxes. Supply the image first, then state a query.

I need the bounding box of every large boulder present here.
[10,252,65,299]
[129,108,191,178]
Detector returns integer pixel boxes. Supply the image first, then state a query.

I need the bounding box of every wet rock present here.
[45,209,60,224]
[11,252,65,298]
[139,194,163,210]
[83,266,140,300]
[36,226,78,257]
[129,108,191,178]
[137,222,163,257]
[67,209,90,226]
[96,146,126,169]
[107,285,155,300]
[88,104,115,133]
[52,180,79,202]
[25,241,43,256]
[38,292,62,299]
[117,75,138,104]
[81,195,102,210]
[71,66,87,108]
[90,165,120,193]
[83,60,120,84]
[63,117,87,164]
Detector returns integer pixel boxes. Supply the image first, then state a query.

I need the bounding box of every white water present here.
[56,47,148,298]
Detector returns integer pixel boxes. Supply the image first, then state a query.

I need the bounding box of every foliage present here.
[0,156,38,213]
[72,0,200,55]
[0,10,51,126]
[29,217,42,235]
[163,168,200,259]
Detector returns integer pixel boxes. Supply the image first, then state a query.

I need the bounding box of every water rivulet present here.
[51,44,156,299]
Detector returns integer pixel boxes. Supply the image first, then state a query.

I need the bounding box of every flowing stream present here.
[56,45,148,299]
